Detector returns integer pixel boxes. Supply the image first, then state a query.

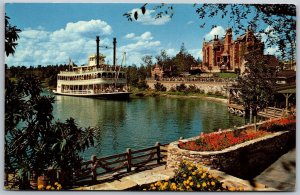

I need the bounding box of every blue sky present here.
[5,3,276,67]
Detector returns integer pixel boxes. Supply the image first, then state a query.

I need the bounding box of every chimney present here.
[96,36,100,68]
[217,35,219,39]
[113,37,117,68]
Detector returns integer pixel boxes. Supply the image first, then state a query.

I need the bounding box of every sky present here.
[5,3,278,67]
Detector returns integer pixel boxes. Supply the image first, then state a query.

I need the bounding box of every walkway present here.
[254,148,296,191]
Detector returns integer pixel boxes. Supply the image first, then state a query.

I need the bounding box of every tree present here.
[5,75,96,189]
[173,43,198,73]
[5,15,21,57]
[231,50,276,121]
[5,15,95,189]
[141,55,153,78]
[124,4,296,62]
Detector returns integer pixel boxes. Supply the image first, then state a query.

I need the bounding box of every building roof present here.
[276,70,296,78]
[277,88,296,94]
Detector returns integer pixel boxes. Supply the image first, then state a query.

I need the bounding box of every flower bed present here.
[259,115,296,132]
[167,117,296,179]
[179,129,270,151]
[179,115,296,152]
[141,160,243,191]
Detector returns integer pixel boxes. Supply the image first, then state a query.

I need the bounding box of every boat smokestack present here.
[96,36,100,68]
[113,37,117,67]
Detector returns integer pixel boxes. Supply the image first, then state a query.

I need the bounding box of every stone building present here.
[151,64,164,80]
[202,27,264,73]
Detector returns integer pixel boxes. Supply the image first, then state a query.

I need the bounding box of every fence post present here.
[127,148,132,172]
[156,142,161,164]
[91,155,97,183]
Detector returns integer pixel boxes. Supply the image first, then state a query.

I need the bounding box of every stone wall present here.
[166,125,295,180]
[146,80,229,96]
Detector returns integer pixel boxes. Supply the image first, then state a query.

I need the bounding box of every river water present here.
[52,95,245,160]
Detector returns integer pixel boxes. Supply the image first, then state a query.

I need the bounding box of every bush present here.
[137,80,149,90]
[179,129,270,151]
[141,160,241,191]
[176,83,187,92]
[154,82,166,91]
[259,115,296,132]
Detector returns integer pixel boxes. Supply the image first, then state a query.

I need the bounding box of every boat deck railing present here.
[60,67,126,75]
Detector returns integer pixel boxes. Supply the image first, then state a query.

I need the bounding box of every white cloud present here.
[187,21,194,25]
[117,31,161,65]
[165,48,177,56]
[6,20,113,66]
[130,9,171,25]
[140,31,153,40]
[264,46,280,56]
[204,26,225,41]
[258,26,281,56]
[124,33,135,39]
[189,49,203,60]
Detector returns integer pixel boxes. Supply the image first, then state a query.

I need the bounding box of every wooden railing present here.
[74,142,168,183]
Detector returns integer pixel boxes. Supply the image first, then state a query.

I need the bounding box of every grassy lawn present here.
[131,88,227,99]
[216,73,238,78]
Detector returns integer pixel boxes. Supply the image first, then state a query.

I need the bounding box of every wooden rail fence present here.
[75,142,168,183]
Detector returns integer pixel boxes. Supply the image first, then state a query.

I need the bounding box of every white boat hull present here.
[53,90,131,100]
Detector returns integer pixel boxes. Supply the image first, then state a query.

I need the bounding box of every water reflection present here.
[53,96,245,160]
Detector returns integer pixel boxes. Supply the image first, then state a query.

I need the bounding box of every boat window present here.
[98,73,102,78]
[108,73,112,78]
[102,73,107,78]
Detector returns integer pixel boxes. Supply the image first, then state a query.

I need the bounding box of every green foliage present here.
[137,80,149,90]
[216,72,238,79]
[5,14,21,57]
[5,75,96,189]
[231,50,276,115]
[154,82,166,91]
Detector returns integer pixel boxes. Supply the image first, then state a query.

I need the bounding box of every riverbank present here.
[130,89,228,104]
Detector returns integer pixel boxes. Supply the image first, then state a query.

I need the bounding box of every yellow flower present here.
[143,189,147,191]
[165,177,169,182]
[192,171,196,175]
[46,185,52,190]
[186,180,190,184]
[188,176,192,180]
[202,182,207,187]
[208,174,212,178]
[183,174,187,177]
[197,183,200,188]
[51,187,55,190]
[188,167,192,171]
[54,182,59,186]
[152,187,156,190]
[229,187,236,191]
[57,186,62,190]
[211,181,215,186]
[239,186,244,191]
[189,182,194,186]
[38,185,44,190]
